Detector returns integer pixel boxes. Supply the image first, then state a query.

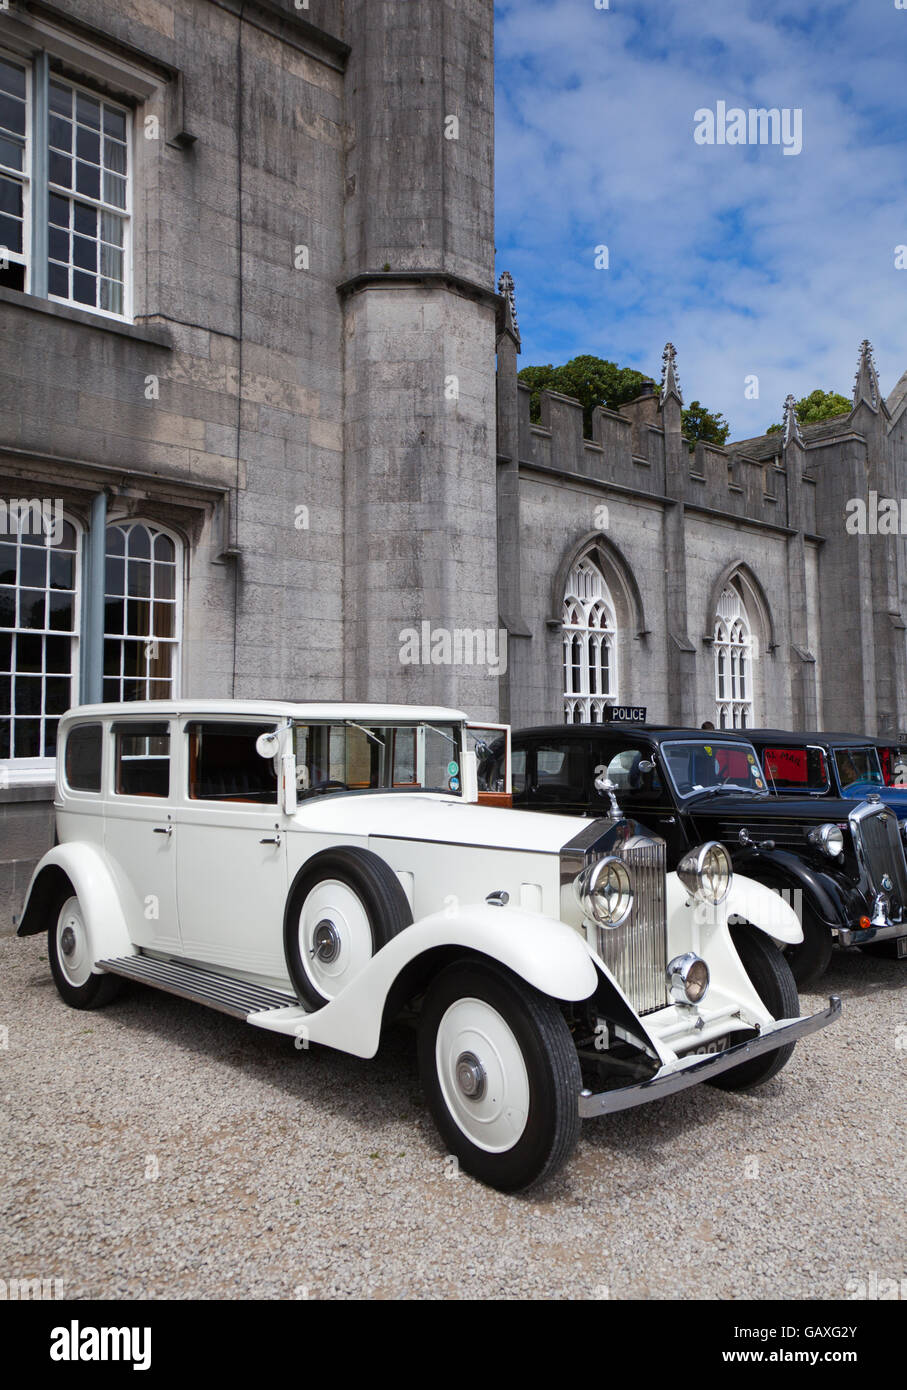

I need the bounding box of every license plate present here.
[690,1035,731,1056]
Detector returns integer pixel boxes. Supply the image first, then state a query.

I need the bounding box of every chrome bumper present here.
[578,996,841,1119]
[837,921,907,947]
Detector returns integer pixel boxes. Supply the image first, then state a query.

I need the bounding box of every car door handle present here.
[153,825,173,836]
[658,816,677,825]
[260,834,281,846]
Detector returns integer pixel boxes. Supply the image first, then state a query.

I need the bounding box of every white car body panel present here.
[21,843,132,969]
[249,902,599,1057]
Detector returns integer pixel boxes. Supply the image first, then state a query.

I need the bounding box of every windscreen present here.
[660,738,767,798]
[833,746,883,794]
[292,722,463,799]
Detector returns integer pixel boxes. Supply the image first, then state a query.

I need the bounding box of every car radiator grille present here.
[596,839,670,1016]
[711,816,810,851]
[851,806,907,906]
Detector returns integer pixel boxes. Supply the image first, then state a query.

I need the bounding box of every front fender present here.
[732,846,853,928]
[724,872,804,944]
[250,902,598,1059]
[17,844,132,968]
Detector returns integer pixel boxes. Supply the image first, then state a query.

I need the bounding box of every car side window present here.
[762,745,828,792]
[593,744,664,804]
[64,723,103,792]
[113,721,170,798]
[511,747,527,797]
[532,741,588,801]
[187,722,279,803]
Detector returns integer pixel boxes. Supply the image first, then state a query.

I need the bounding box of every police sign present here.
[604,706,647,723]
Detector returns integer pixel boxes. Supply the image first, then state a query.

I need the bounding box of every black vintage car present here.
[747,729,907,826]
[504,722,907,986]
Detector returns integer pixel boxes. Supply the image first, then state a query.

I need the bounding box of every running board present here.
[97,955,298,1019]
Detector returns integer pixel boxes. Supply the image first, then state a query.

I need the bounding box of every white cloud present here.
[495,0,907,433]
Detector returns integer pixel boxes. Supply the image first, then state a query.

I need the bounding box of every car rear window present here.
[64,723,102,792]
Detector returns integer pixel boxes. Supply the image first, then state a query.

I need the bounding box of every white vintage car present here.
[17,701,840,1191]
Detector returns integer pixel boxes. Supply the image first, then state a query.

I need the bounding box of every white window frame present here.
[45,70,133,322]
[0,50,33,292]
[102,520,183,704]
[563,559,618,723]
[714,586,754,729]
[0,38,134,321]
[0,514,82,788]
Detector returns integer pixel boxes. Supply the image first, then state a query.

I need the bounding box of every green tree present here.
[765,388,851,434]
[519,354,730,448]
[681,400,731,451]
[518,355,648,436]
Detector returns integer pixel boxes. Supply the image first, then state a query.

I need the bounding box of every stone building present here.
[496,305,907,742]
[2,0,906,927]
[0,0,501,924]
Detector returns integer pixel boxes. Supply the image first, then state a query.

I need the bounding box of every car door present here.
[466,721,512,807]
[526,737,590,814]
[103,718,181,952]
[172,719,290,980]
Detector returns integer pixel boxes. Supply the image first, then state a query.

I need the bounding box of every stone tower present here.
[339,1,501,717]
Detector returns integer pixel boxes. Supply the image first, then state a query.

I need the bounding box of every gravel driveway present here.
[1,931,905,1300]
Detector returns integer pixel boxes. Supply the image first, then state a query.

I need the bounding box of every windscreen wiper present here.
[688,784,767,801]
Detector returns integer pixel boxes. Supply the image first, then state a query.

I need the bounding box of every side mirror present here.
[256,731,280,760]
[638,759,655,774]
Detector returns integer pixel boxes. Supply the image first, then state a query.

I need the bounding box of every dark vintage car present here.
[875,738,907,788]
[747,729,907,826]
[501,723,907,985]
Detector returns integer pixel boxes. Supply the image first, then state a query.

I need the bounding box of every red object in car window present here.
[716,749,751,779]
[765,747,808,784]
[880,747,893,785]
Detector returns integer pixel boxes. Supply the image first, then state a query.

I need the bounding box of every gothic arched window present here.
[714,585,754,729]
[563,559,617,723]
[103,521,181,702]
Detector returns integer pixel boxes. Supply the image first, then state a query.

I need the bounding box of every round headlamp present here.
[677,841,732,905]
[574,855,634,929]
[666,952,710,1005]
[808,822,844,858]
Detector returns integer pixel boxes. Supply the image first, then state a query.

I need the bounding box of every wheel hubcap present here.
[55,897,92,988]
[298,880,374,1001]
[311,919,341,964]
[435,997,530,1153]
[455,1051,486,1100]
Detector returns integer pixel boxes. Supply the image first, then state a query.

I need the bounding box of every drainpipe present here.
[81,491,107,705]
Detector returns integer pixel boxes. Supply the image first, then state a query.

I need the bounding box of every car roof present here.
[512,724,758,744]
[60,700,469,724]
[746,729,880,747]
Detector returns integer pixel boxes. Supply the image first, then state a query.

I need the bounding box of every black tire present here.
[709,925,800,1091]
[284,846,413,1010]
[47,892,123,1010]
[783,905,834,989]
[417,958,581,1192]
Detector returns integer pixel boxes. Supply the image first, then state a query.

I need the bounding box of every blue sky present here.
[494,0,907,437]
